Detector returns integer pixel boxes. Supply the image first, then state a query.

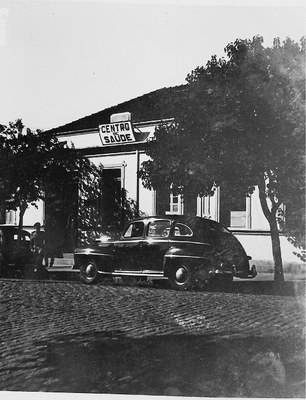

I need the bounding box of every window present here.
[229,195,252,229]
[170,193,184,214]
[147,220,171,237]
[123,222,144,238]
[166,185,184,215]
[173,223,193,237]
[220,187,251,229]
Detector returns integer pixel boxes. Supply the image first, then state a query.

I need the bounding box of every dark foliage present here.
[140,36,305,282]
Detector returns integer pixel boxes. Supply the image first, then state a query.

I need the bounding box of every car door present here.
[114,219,171,273]
[114,220,146,272]
[139,219,171,273]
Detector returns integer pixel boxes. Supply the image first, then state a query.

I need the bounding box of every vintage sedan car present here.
[0,224,34,276]
[74,215,257,290]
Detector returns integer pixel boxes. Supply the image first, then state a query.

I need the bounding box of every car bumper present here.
[233,265,257,279]
[209,264,257,279]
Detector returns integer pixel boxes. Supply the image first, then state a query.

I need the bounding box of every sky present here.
[0,0,305,130]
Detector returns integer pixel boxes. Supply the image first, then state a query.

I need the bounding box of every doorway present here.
[101,168,123,231]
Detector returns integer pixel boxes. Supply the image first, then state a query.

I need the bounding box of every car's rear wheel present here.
[79,260,98,284]
[168,263,194,291]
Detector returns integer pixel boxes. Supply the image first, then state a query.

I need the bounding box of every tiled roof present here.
[46,85,187,135]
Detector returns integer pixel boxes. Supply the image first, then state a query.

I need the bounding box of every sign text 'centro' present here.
[99,121,136,146]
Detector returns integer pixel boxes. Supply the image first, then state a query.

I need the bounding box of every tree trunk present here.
[269,215,285,284]
[258,176,285,284]
[18,201,27,241]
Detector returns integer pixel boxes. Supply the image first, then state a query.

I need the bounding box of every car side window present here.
[173,223,193,237]
[123,222,144,238]
[147,220,171,237]
[13,233,29,241]
[15,232,31,246]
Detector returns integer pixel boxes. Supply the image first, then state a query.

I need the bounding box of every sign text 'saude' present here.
[99,121,136,146]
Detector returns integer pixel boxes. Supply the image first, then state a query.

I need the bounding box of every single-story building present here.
[7,86,305,274]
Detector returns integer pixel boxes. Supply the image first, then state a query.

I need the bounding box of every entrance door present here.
[101,168,123,230]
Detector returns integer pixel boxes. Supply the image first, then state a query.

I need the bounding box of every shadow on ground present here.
[3,331,305,397]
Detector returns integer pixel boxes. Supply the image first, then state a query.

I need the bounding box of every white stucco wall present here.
[250,187,270,230]
[235,232,305,274]
[6,200,44,231]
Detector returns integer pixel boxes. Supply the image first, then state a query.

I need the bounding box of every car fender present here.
[163,245,211,278]
[73,245,115,271]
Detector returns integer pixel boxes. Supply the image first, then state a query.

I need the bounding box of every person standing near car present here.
[30,222,46,272]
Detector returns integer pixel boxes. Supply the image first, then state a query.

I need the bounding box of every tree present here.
[0,119,91,242]
[140,36,305,284]
[43,141,96,251]
[0,120,55,231]
[0,120,138,250]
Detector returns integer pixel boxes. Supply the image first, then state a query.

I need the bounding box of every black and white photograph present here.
[0,0,305,398]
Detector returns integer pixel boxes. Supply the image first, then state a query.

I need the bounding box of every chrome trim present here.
[169,240,210,246]
[164,254,205,259]
[101,270,165,278]
[77,239,209,246]
[116,239,169,243]
[47,267,77,273]
[142,270,164,274]
[119,239,210,246]
[209,270,233,275]
[74,252,113,257]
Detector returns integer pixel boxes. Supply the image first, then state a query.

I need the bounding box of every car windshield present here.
[147,220,171,238]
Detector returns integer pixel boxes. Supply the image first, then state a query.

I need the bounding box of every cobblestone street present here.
[0,275,305,397]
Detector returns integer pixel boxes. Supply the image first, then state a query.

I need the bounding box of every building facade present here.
[8,87,305,274]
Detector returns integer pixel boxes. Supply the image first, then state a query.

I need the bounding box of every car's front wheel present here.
[168,263,195,291]
[79,260,99,284]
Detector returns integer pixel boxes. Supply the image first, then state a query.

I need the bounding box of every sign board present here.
[99,121,136,146]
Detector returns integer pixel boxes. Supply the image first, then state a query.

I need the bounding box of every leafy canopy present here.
[0,119,90,229]
[140,36,305,248]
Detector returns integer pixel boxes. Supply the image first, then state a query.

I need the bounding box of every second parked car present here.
[0,225,34,276]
